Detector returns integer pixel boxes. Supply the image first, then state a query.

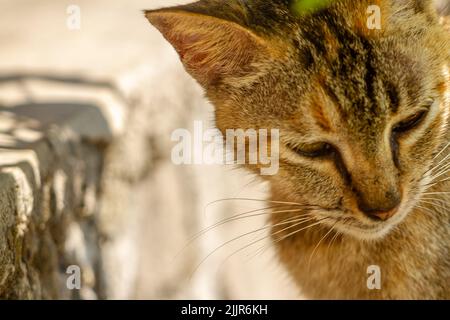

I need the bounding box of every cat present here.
[146,0,450,299]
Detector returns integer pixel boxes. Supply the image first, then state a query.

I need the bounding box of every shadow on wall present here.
[0,72,116,299]
[0,102,111,145]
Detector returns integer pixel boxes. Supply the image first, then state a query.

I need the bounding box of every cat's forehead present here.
[282,37,433,150]
[289,12,431,131]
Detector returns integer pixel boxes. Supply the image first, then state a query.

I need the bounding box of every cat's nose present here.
[356,189,401,221]
[358,197,401,221]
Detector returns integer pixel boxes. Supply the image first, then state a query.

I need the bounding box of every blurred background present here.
[0,0,448,300]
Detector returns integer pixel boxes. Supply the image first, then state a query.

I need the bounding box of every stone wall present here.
[0,76,123,299]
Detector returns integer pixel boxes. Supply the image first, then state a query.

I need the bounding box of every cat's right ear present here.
[145,4,272,89]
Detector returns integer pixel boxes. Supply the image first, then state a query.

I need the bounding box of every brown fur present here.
[146,0,450,299]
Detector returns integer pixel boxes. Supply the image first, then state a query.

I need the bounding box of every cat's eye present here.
[393,110,428,134]
[288,142,335,158]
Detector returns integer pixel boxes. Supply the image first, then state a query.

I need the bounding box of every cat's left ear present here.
[145,4,272,89]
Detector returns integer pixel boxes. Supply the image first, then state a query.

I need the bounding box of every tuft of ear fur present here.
[145,2,271,88]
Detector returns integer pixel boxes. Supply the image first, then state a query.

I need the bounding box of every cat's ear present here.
[145,3,271,88]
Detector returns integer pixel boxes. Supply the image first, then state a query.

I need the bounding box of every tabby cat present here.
[145,0,450,299]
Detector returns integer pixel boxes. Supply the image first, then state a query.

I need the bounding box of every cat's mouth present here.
[329,218,398,240]
[317,201,413,241]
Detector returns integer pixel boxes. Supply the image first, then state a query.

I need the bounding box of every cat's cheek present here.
[268,163,342,207]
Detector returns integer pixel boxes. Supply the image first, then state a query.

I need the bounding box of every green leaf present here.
[292,0,334,15]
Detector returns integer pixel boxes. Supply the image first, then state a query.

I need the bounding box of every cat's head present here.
[146,0,450,240]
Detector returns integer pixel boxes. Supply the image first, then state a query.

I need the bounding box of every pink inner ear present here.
[147,11,265,87]
[173,33,202,60]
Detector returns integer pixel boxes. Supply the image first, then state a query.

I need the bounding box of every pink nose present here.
[365,206,399,221]
[357,190,401,221]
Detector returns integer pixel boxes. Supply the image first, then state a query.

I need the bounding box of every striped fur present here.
[146,0,450,299]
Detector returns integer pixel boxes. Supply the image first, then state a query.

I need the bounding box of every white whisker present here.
[307,222,336,271]
[215,217,328,276]
[190,215,318,278]
[432,141,450,161]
